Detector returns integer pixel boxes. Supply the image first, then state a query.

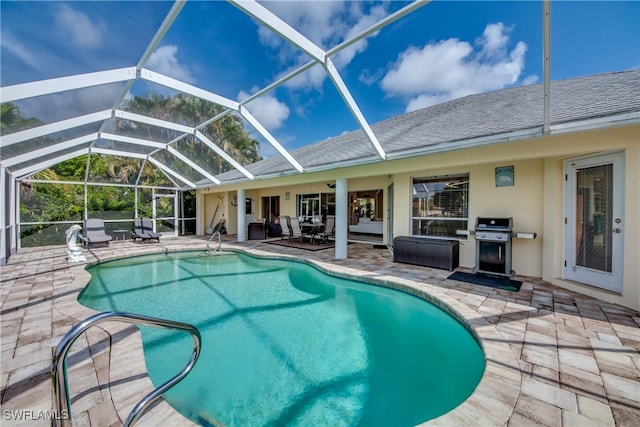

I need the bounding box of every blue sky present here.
[2,1,639,158]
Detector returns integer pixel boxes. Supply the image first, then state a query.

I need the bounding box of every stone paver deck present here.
[1,236,639,426]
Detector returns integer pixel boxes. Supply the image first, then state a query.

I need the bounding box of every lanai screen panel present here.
[84,152,147,186]
[1,119,102,163]
[150,150,206,185]
[19,181,85,247]
[9,144,94,181]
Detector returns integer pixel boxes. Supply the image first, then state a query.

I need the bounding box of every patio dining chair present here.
[288,217,313,245]
[318,215,335,244]
[279,216,291,241]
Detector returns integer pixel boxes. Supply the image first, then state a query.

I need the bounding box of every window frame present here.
[296,193,321,220]
[411,174,469,240]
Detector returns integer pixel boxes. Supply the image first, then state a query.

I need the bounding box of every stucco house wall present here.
[388,125,638,309]
[197,124,639,311]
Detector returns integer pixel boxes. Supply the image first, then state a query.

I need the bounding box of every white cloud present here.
[258,1,389,91]
[238,88,290,131]
[284,63,328,91]
[54,4,106,49]
[332,4,387,69]
[381,23,529,112]
[0,33,41,70]
[259,1,346,48]
[146,46,195,84]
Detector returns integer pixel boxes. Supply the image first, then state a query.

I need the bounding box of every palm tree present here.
[119,93,262,177]
[1,102,41,134]
[1,103,58,199]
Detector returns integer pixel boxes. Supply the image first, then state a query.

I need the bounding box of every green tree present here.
[3,93,257,246]
[119,93,262,177]
[1,102,41,133]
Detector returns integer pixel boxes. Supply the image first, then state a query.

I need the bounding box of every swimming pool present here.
[79,251,485,426]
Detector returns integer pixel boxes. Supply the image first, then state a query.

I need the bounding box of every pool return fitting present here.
[52,311,201,427]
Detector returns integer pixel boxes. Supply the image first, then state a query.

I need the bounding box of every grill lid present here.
[475,217,513,231]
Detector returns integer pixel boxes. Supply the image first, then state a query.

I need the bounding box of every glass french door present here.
[564,152,624,292]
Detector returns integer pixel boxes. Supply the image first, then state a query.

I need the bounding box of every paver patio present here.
[1,236,638,426]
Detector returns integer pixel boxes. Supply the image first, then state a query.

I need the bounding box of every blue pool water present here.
[79,251,484,426]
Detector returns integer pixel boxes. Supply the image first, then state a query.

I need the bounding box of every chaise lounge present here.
[80,218,112,247]
[132,217,162,243]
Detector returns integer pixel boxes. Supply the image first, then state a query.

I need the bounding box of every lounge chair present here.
[80,219,112,247]
[132,217,161,243]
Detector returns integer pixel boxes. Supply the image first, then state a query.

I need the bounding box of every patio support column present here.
[335,178,348,259]
[10,173,17,254]
[195,191,203,235]
[0,166,6,265]
[237,188,246,242]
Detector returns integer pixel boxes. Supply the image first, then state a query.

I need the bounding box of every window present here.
[412,174,469,238]
[297,193,320,219]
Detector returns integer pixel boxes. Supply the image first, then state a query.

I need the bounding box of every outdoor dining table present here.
[301,222,324,243]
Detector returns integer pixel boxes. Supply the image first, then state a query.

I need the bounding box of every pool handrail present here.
[51,311,201,427]
[207,230,221,252]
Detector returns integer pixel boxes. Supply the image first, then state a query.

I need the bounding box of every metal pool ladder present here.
[52,311,201,427]
[206,230,222,253]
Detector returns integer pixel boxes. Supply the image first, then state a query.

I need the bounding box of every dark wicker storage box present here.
[393,236,459,271]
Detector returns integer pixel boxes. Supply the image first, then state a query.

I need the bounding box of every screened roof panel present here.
[7,83,127,129]
[241,67,376,156]
[108,120,180,145]
[93,138,157,156]
[85,153,135,185]
[136,161,176,189]
[172,137,241,179]
[120,80,183,120]
[151,150,206,184]
[150,1,284,101]
[2,123,102,162]
[1,137,55,162]
[0,1,171,85]
[8,143,93,179]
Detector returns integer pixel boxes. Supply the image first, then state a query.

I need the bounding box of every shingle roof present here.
[214,69,640,183]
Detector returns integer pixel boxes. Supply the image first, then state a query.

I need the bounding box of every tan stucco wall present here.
[196,124,639,310]
[392,159,544,277]
[533,128,639,311]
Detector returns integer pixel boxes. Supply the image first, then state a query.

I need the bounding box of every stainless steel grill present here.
[474,217,514,277]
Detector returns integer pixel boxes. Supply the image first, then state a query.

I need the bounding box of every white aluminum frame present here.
[0,0,434,189]
[1,110,112,147]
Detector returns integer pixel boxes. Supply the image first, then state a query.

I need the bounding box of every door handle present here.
[612,228,621,233]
